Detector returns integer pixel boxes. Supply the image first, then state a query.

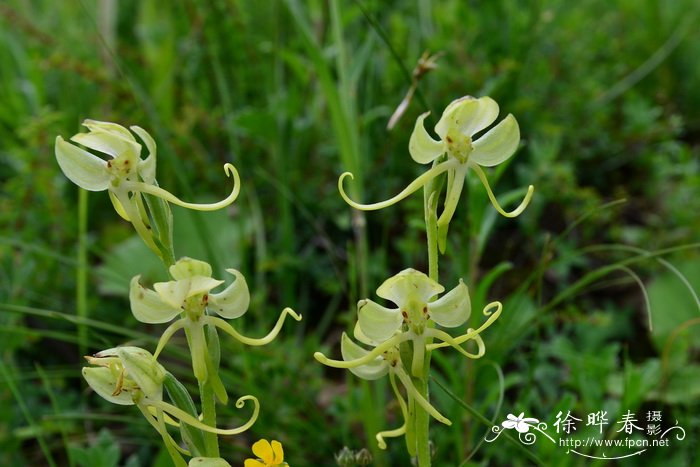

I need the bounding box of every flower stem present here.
[413,161,443,467]
[199,378,220,457]
[183,323,219,457]
[77,188,88,357]
[414,377,431,467]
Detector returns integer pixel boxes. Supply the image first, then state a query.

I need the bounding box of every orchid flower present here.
[339,96,534,252]
[83,346,259,467]
[55,120,240,260]
[316,269,499,376]
[130,257,301,401]
[314,269,504,450]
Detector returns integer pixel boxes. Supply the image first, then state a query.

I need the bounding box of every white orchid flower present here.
[55,120,240,260]
[339,96,534,252]
[83,346,259,467]
[131,257,301,398]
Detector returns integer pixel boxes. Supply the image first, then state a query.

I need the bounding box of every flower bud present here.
[83,346,165,404]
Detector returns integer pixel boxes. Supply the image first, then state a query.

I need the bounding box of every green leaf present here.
[69,429,120,467]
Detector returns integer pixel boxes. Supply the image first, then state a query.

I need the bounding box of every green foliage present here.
[69,429,121,467]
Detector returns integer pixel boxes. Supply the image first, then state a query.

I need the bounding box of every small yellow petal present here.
[271,440,284,463]
[252,439,274,464]
[244,460,266,467]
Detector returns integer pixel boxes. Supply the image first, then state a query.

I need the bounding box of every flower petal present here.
[271,440,284,463]
[82,367,135,405]
[116,346,165,400]
[109,191,131,221]
[408,112,445,164]
[435,96,472,139]
[357,299,402,343]
[353,321,380,346]
[82,119,134,140]
[71,131,141,159]
[251,439,274,464]
[189,276,224,296]
[428,279,471,328]
[130,276,181,324]
[169,258,213,280]
[55,136,110,191]
[341,333,389,380]
[243,460,266,467]
[153,277,223,309]
[208,269,250,319]
[435,96,499,139]
[502,420,517,429]
[130,125,157,183]
[376,268,444,305]
[516,422,531,433]
[470,114,520,167]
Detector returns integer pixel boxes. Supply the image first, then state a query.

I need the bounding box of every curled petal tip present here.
[484,301,503,316]
[337,172,364,209]
[313,352,328,363]
[122,162,241,212]
[283,307,302,321]
[495,183,533,218]
[472,165,534,218]
[235,394,258,409]
[375,425,406,450]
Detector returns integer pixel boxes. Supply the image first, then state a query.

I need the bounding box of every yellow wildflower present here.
[244,439,287,467]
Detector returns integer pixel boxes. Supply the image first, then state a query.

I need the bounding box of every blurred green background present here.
[1,0,699,465]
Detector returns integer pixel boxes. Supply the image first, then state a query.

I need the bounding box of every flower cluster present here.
[317,95,530,461]
[57,120,299,466]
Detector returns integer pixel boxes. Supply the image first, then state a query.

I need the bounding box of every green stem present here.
[412,163,442,466]
[183,322,219,457]
[426,199,439,282]
[414,376,431,466]
[199,378,219,457]
[77,188,88,357]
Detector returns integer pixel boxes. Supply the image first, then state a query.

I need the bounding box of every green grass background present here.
[1,0,699,465]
